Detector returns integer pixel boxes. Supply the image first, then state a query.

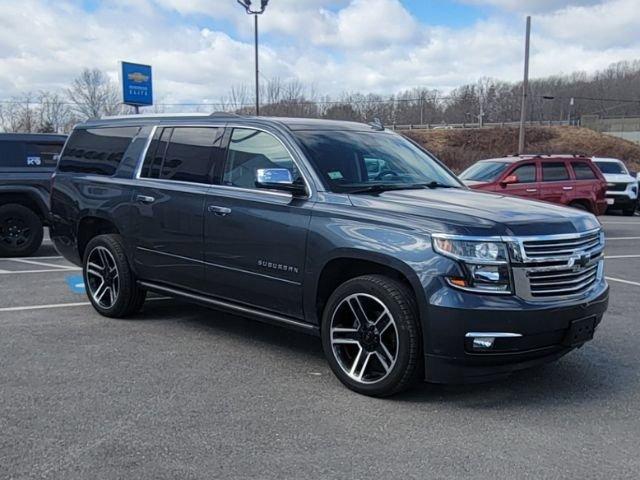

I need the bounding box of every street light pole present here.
[237,0,270,116]
[518,16,531,154]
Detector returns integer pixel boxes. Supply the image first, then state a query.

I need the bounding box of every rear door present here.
[500,162,539,200]
[131,125,225,291]
[202,127,313,319]
[569,160,601,209]
[539,160,572,206]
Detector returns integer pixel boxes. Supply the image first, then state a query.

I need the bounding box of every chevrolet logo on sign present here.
[128,72,150,83]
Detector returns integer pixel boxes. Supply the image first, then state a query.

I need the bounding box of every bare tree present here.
[35,91,73,133]
[66,68,120,120]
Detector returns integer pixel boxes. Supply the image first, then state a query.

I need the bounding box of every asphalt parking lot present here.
[1,216,639,480]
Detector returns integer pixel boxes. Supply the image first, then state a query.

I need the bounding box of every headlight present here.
[432,235,512,294]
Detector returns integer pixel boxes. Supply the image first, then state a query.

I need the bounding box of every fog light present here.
[472,337,495,349]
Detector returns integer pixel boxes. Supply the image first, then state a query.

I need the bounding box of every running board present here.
[138,281,319,336]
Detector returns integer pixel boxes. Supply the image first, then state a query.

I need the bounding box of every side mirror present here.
[500,174,519,186]
[255,168,306,196]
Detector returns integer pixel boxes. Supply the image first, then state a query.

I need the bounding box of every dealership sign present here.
[121,61,153,107]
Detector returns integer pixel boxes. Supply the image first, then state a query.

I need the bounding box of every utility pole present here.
[237,0,270,116]
[518,16,531,154]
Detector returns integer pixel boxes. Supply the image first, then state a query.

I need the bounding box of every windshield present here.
[460,161,510,182]
[595,161,628,175]
[293,130,462,192]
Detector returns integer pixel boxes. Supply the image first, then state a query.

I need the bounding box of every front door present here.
[203,127,313,319]
[131,125,224,291]
[500,162,539,200]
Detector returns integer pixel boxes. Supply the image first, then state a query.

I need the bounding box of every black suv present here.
[51,114,609,396]
[1,133,67,256]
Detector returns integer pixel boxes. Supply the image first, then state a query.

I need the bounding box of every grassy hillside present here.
[402,126,640,173]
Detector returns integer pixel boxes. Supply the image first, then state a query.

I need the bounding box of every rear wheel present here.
[321,275,421,397]
[0,204,44,257]
[83,234,146,318]
[569,201,589,213]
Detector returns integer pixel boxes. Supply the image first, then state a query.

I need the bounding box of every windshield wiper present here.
[424,181,458,189]
[346,183,432,194]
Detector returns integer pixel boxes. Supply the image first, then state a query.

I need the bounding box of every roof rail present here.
[101,113,212,120]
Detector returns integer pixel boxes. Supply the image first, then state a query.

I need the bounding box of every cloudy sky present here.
[0,0,638,106]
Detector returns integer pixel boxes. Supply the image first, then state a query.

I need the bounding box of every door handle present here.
[526,189,537,193]
[208,205,232,216]
[563,186,574,191]
[136,195,155,204]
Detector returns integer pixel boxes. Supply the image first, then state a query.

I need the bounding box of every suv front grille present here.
[607,182,628,192]
[522,230,600,258]
[511,229,604,301]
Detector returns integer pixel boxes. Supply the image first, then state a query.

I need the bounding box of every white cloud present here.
[460,0,602,12]
[0,0,638,107]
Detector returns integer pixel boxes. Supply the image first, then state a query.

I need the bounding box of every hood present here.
[461,180,485,187]
[348,187,600,237]
[602,173,636,184]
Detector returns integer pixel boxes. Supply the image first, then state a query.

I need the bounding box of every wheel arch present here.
[76,215,121,261]
[308,250,426,326]
[0,188,49,223]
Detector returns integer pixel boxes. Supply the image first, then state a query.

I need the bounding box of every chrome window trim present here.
[133,123,314,199]
[465,332,522,338]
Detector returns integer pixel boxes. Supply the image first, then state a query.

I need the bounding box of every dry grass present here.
[402,126,640,173]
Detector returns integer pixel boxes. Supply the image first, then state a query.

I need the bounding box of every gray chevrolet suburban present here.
[50,114,609,396]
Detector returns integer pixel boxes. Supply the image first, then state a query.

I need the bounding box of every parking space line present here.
[0,297,172,314]
[606,237,640,241]
[605,255,640,259]
[10,255,63,261]
[606,276,640,287]
[7,258,78,270]
[0,268,82,275]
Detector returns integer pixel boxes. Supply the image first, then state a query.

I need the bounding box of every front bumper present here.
[422,278,609,384]
[606,194,636,210]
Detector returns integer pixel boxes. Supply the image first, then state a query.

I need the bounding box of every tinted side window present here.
[511,163,536,183]
[26,143,64,168]
[0,142,26,167]
[223,128,301,190]
[542,162,570,182]
[571,162,597,180]
[160,127,223,184]
[59,127,139,175]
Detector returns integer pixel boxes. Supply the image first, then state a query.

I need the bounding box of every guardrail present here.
[391,120,572,131]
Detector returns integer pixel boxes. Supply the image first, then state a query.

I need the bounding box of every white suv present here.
[593,158,638,216]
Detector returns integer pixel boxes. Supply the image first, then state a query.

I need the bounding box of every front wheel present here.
[623,206,636,216]
[321,275,422,397]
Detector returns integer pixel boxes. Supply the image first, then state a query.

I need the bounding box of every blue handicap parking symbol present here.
[66,275,86,294]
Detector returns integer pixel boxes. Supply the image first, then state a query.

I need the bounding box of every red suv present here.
[459,155,608,215]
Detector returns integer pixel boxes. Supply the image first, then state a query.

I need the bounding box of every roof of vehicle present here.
[79,113,379,132]
[592,157,624,163]
[477,154,593,164]
[0,133,67,142]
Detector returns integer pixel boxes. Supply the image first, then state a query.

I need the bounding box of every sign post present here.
[120,61,153,113]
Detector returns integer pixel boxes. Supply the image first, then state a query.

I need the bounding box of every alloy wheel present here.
[330,293,399,384]
[86,246,120,309]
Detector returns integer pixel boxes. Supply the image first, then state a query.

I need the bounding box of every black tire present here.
[83,234,146,318]
[623,206,636,216]
[321,274,422,397]
[569,202,589,213]
[0,203,44,257]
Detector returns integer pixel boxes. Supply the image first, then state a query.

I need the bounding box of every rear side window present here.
[59,127,139,176]
[140,127,223,184]
[25,143,64,168]
[511,163,536,183]
[571,162,597,180]
[541,162,570,182]
[0,142,26,167]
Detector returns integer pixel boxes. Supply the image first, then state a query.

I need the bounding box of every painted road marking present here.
[606,237,640,241]
[605,255,640,259]
[66,275,86,294]
[7,258,78,270]
[9,255,64,261]
[606,276,640,287]
[0,297,172,313]
[0,268,82,275]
